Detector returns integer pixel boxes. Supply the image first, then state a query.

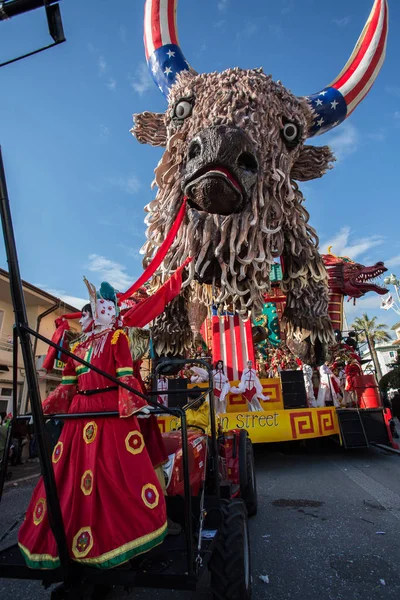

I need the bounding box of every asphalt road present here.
[1,440,400,600]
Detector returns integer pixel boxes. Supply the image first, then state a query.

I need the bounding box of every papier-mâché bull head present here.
[132,0,389,359]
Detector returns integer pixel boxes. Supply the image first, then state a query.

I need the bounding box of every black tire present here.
[209,499,251,600]
[239,432,258,516]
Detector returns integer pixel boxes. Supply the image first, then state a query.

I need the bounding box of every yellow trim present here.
[19,522,168,569]
[73,521,167,565]
[70,341,80,354]
[83,421,98,445]
[125,431,145,455]
[76,347,93,376]
[18,543,59,565]
[62,376,77,384]
[141,483,159,510]
[52,441,63,464]
[111,329,129,345]
[72,527,94,558]
[33,498,46,526]
[80,470,94,496]
[116,366,133,374]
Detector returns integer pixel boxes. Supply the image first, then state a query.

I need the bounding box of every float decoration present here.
[133,0,388,362]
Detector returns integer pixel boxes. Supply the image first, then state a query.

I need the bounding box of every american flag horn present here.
[144,0,194,98]
[305,0,389,137]
[144,0,389,135]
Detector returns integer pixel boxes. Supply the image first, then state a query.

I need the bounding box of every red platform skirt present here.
[18,392,167,569]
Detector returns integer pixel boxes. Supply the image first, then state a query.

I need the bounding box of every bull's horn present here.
[144,0,194,98]
[305,0,388,137]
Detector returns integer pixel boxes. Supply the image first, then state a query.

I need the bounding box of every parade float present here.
[0,2,393,599]
[129,0,393,448]
[156,253,395,448]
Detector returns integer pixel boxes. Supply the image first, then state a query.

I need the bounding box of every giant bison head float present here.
[132,0,388,359]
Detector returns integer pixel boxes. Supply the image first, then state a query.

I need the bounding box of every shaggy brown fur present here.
[133,67,336,356]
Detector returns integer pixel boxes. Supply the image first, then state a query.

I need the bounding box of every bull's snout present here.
[182,125,258,215]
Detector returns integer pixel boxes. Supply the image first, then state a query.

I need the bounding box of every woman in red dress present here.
[18,281,167,569]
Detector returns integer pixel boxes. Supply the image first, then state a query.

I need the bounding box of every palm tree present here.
[351,313,392,381]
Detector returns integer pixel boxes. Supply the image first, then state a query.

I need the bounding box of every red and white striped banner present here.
[212,315,255,381]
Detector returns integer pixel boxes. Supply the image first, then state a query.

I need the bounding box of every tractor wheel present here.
[209,499,251,600]
[239,432,258,516]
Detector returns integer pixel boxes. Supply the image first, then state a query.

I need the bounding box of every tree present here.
[351,313,392,381]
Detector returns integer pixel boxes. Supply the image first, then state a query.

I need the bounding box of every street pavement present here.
[1,440,400,599]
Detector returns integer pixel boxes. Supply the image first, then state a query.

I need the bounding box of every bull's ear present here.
[291,145,335,181]
[131,112,167,147]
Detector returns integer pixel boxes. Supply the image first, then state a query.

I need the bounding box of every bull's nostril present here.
[237,151,258,173]
[188,140,201,160]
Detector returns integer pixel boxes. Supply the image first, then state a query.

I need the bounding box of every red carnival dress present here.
[18,328,167,569]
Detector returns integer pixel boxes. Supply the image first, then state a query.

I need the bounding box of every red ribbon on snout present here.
[118,198,189,303]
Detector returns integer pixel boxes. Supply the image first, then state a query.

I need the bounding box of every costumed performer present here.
[302,364,317,408]
[186,388,212,434]
[189,365,209,384]
[231,360,268,412]
[212,360,230,414]
[157,374,169,407]
[316,362,341,408]
[18,280,167,569]
[344,359,362,407]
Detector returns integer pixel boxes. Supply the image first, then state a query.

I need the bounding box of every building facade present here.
[0,269,80,416]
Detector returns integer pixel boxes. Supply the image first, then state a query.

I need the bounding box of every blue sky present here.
[1,0,399,333]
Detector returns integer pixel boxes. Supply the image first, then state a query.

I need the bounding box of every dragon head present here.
[322,254,388,299]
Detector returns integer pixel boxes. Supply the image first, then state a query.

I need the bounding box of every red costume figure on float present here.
[18,281,167,569]
[344,360,362,407]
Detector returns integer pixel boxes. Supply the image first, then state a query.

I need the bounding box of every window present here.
[389,351,395,358]
[0,388,12,397]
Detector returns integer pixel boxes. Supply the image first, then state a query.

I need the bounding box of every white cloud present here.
[36,285,86,310]
[98,55,107,76]
[88,174,141,195]
[332,16,351,27]
[385,86,400,98]
[235,21,258,46]
[386,255,400,268]
[395,111,400,120]
[325,122,359,160]
[213,19,226,29]
[60,295,88,310]
[322,226,384,259]
[86,255,133,291]
[130,63,153,96]
[345,295,383,316]
[218,0,228,12]
[366,129,386,142]
[106,78,116,91]
[99,124,110,139]
[107,175,141,195]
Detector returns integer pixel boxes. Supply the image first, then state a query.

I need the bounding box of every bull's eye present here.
[173,99,193,121]
[282,122,301,146]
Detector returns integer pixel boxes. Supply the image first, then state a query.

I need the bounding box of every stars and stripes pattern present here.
[211,307,255,381]
[144,0,191,97]
[307,0,388,136]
